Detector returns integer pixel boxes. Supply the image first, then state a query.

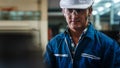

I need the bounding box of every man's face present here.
[62,7,92,30]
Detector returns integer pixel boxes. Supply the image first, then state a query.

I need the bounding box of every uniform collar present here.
[84,23,95,40]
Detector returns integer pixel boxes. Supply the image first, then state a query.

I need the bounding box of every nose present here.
[71,10,78,18]
[72,10,78,15]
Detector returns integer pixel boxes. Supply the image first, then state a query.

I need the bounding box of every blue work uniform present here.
[44,23,120,68]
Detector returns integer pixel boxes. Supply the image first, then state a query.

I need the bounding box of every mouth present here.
[71,19,80,22]
[71,20,80,22]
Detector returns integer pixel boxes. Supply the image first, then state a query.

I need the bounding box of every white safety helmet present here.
[60,0,94,9]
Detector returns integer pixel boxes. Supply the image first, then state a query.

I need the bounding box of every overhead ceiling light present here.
[105,2,112,8]
[93,0,101,6]
[113,0,120,3]
[98,7,104,12]
[94,0,101,3]
[92,10,97,15]
[117,11,120,16]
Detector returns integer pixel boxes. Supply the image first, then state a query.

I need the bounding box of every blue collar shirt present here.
[44,23,120,68]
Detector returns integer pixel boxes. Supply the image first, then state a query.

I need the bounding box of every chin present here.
[74,25,82,28]
[71,26,81,29]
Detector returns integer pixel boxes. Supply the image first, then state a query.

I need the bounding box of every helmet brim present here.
[60,0,94,9]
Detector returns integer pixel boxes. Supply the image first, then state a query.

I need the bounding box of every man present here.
[44,0,120,68]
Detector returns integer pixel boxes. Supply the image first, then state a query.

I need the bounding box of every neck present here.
[69,29,83,45]
[69,22,89,37]
[69,28,84,38]
[68,24,88,45]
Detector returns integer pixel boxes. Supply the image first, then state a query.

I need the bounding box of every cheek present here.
[65,15,71,22]
[79,16,86,22]
[81,14,88,20]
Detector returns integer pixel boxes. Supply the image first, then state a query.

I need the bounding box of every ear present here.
[88,6,93,16]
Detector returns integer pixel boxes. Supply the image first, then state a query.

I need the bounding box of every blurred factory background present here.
[0,0,47,68]
[0,0,119,68]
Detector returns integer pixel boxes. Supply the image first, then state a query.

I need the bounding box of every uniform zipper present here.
[65,36,85,64]
[65,37,73,64]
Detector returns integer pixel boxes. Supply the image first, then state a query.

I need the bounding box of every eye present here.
[67,9,73,13]
[76,9,80,12]
[76,9,85,13]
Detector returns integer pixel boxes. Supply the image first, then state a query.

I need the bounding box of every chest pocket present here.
[54,53,69,62]
[80,53,102,68]
[54,54,71,68]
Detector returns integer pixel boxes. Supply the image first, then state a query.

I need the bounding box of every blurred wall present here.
[0,0,38,11]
